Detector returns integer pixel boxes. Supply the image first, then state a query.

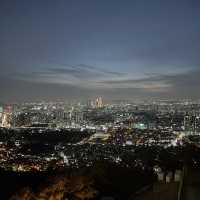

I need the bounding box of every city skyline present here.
[1,0,200,102]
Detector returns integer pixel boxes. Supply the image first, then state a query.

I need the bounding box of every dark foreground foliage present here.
[0,161,156,200]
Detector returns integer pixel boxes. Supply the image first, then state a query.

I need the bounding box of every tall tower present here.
[1,105,12,128]
[1,113,11,128]
[95,97,103,108]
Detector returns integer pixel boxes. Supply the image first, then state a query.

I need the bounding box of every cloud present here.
[47,67,97,79]
[2,67,200,102]
[13,63,125,88]
[99,74,171,91]
[99,69,200,94]
[47,63,125,77]
[76,64,124,76]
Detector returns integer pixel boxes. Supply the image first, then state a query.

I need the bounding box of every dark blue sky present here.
[0,0,200,102]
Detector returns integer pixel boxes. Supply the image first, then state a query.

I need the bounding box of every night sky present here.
[0,0,200,102]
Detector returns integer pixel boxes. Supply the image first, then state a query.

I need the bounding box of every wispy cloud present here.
[47,63,125,77]
[13,63,126,88]
[2,68,200,102]
[10,63,200,99]
[99,69,200,93]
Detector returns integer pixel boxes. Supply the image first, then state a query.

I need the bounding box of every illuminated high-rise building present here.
[1,105,12,128]
[95,97,103,108]
[90,100,95,108]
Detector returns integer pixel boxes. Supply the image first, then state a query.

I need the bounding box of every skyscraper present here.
[95,97,103,108]
[1,106,12,128]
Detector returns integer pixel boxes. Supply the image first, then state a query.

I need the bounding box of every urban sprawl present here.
[0,98,200,184]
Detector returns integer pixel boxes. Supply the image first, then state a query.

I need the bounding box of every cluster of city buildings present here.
[1,98,200,134]
[0,97,105,129]
[0,99,200,172]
